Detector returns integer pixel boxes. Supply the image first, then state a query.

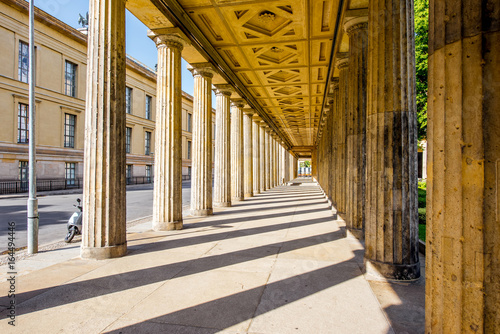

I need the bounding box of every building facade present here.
[0,0,213,190]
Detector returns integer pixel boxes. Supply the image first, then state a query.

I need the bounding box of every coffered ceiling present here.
[128,0,349,155]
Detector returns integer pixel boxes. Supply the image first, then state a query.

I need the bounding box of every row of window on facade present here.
[19,41,155,120]
[19,103,154,155]
[18,104,76,147]
[19,161,154,185]
[19,41,77,97]
[19,103,198,162]
[19,161,77,186]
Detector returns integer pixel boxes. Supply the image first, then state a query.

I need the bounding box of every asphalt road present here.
[0,182,192,253]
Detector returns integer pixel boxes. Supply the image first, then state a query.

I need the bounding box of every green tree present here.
[303,160,311,168]
[414,0,428,141]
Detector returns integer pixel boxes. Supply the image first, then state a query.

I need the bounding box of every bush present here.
[417,186,426,242]
[419,224,426,242]
[418,179,427,189]
[418,207,426,225]
[418,188,426,210]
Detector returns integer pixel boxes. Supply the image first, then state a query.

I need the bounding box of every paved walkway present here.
[0,179,424,333]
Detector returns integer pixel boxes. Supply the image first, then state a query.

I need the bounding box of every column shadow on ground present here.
[105,250,365,333]
[0,216,341,315]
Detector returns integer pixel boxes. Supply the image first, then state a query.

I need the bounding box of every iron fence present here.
[0,175,194,195]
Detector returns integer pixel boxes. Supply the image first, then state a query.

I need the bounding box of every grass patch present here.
[419,224,426,242]
[418,186,426,241]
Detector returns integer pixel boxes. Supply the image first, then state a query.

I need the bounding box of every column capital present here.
[213,84,234,97]
[147,28,188,50]
[230,99,245,108]
[253,114,262,123]
[243,108,255,116]
[188,62,216,78]
[344,16,368,36]
[327,93,335,105]
[336,57,349,70]
[331,77,340,89]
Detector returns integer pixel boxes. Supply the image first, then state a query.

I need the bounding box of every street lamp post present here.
[27,0,39,254]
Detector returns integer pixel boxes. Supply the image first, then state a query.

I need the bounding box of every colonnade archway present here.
[81,0,499,331]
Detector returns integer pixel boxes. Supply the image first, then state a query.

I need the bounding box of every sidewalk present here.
[0,181,424,333]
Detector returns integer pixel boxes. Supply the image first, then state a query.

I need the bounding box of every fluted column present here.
[426,1,500,331]
[270,135,276,187]
[271,133,278,188]
[259,122,266,192]
[337,57,349,215]
[346,17,368,237]
[281,144,286,184]
[331,78,341,211]
[365,0,419,280]
[252,115,261,194]
[213,84,234,207]
[189,63,215,217]
[231,100,244,201]
[81,0,127,259]
[292,154,296,179]
[148,29,186,231]
[311,148,317,180]
[326,94,335,204]
[276,142,280,185]
[265,129,271,189]
[243,109,254,198]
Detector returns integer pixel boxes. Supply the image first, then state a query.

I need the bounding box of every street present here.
[0,182,192,253]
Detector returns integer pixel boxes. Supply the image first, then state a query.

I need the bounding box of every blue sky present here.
[33,0,195,95]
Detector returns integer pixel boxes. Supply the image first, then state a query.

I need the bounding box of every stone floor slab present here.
[0,180,424,334]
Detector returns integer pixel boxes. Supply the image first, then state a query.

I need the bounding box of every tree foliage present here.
[414,0,428,141]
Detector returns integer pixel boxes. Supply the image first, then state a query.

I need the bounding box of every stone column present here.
[243,109,254,198]
[231,100,244,201]
[426,1,500,331]
[269,132,274,187]
[213,84,234,207]
[271,133,278,188]
[148,29,186,231]
[293,157,299,179]
[81,0,127,259]
[326,94,335,205]
[264,128,271,190]
[259,122,266,192]
[189,63,215,217]
[275,138,279,186]
[336,57,349,215]
[276,141,281,185]
[331,78,341,211]
[252,115,261,194]
[346,17,368,237]
[311,148,317,180]
[364,0,420,280]
[283,144,289,183]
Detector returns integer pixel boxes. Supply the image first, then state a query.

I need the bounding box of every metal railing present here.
[126,176,153,185]
[0,175,196,195]
[0,179,82,195]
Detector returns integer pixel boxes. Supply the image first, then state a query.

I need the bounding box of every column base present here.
[81,242,127,260]
[214,202,231,207]
[254,190,260,195]
[244,192,253,198]
[347,228,364,240]
[153,220,183,231]
[232,196,244,202]
[191,208,213,217]
[364,258,421,281]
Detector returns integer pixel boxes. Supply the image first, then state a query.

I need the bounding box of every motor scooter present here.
[64,198,82,243]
